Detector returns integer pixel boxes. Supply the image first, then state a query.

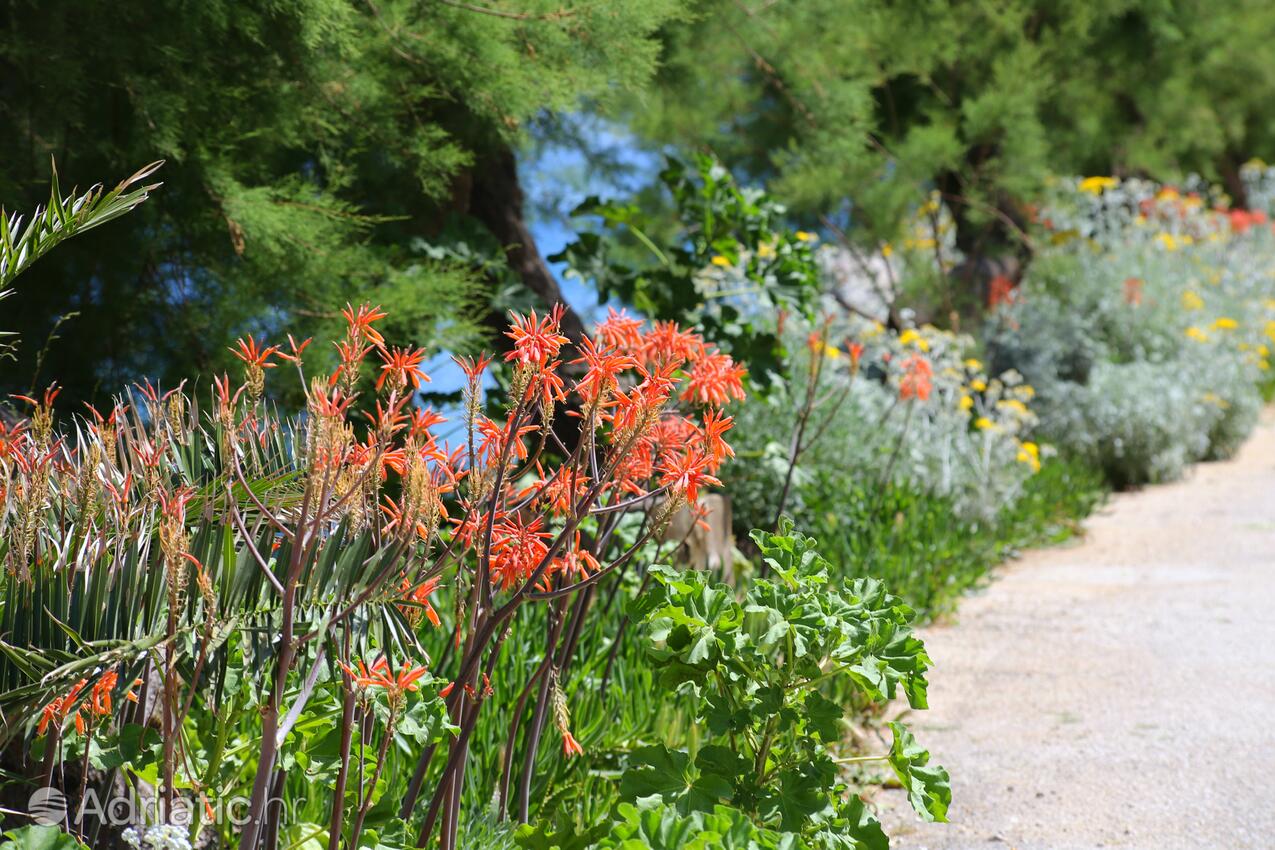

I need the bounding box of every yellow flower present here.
[958,395,974,411]
[1265,320,1275,342]
[974,417,994,431]
[1259,344,1270,357]
[1185,326,1209,342]
[1078,176,1118,194]
[1156,232,1178,251]
[897,328,930,351]
[1261,359,1271,371]
[820,342,842,359]
[710,255,732,268]
[964,358,983,371]
[1016,385,1036,399]
[757,243,776,260]
[794,230,817,243]
[997,399,1029,415]
[1181,290,1205,311]
[1016,441,1041,472]
[1157,187,1180,201]
[970,379,987,392]
[881,242,894,258]
[1212,317,1238,331]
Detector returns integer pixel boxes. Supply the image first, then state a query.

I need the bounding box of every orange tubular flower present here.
[700,409,736,472]
[400,577,443,627]
[89,671,140,718]
[505,307,569,369]
[38,679,87,737]
[410,408,448,439]
[376,346,430,392]
[230,337,279,369]
[476,417,537,466]
[572,336,638,403]
[277,334,313,364]
[342,302,388,347]
[454,352,493,385]
[551,533,601,583]
[529,362,567,409]
[490,515,552,591]
[341,657,428,696]
[525,463,590,517]
[898,354,933,402]
[659,449,721,505]
[680,351,747,406]
[639,321,704,367]
[562,730,584,758]
[594,308,644,353]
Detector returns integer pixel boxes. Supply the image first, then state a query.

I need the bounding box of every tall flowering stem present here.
[0,302,744,850]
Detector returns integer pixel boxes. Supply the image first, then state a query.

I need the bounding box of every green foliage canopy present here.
[0,0,683,403]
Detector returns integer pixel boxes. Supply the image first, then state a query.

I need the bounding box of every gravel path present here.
[876,409,1275,850]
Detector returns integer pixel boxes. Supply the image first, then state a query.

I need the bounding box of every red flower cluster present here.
[38,672,138,737]
[987,275,1016,309]
[899,354,933,402]
[1227,208,1268,234]
[1123,276,1144,306]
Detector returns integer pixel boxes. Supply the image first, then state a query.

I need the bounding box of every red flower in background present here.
[987,275,1015,309]
[1228,208,1267,234]
[899,354,933,402]
[1123,277,1144,306]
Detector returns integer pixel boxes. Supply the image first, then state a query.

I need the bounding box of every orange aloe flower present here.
[594,308,644,353]
[341,657,428,697]
[505,307,569,369]
[680,351,746,407]
[376,346,430,392]
[342,302,388,347]
[399,577,442,627]
[562,730,584,758]
[659,449,721,505]
[230,337,279,369]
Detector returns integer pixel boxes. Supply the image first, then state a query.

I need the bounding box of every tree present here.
[618,0,1275,304]
[0,0,683,405]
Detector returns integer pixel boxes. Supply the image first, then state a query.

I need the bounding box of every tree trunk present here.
[1219,152,1250,210]
[467,145,587,344]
